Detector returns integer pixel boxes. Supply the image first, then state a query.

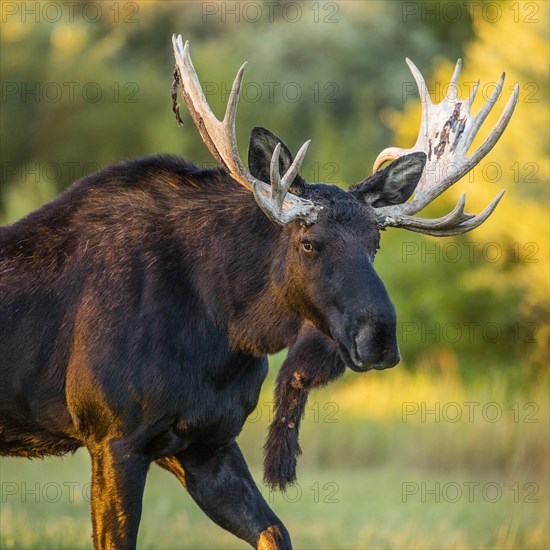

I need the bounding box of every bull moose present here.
[0,35,518,549]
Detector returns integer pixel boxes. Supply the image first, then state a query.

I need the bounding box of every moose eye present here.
[301,241,314,252]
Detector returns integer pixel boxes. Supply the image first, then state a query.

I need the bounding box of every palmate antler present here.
[373,59,519,236]
[172,35,320,226]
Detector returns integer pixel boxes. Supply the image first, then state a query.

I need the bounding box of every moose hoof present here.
[257,525,292,550]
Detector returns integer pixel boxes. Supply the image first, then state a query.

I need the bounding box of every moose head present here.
[246,127,427,372]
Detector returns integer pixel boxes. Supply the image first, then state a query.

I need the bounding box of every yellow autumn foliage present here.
[384,2,549,367]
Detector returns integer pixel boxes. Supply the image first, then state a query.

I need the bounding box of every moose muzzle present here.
[328,264,401,372]
[352,316,400,371]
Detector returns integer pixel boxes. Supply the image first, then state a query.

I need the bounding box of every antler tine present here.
[405,190,505,237]
[281,140,311,191]
[373,57,518,236]
[378,192,472,232]
[464,79,480,111]
[466,82,520,167]
[175,38,219,161]
[406,57,432,109]
[463,72,505,149]
[253,141,313,224]
[269,143,283,195]
[174,36,251,187]
[223,61,247,135]
[444,190,505,234]
[172,34,319,225]
[379,191,504,237]
[446,58,462,101]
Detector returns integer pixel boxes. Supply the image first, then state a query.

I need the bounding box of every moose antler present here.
[172,35,320,225]
[373,58,519,236]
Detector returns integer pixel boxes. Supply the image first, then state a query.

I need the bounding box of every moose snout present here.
[327,264,401,372]
[329,306,401,372]
[344,299,400,371]
[352,323,401,371]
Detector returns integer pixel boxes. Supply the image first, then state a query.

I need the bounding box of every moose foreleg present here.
[264,322,346,490]
[88,440,149,550]
[157,440,292,549]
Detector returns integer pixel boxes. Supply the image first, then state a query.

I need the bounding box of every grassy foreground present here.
[1,457,548,549]
[1,366,548,549]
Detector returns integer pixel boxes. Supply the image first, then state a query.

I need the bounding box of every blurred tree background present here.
[1,1,548,548]
[1,0,547,374]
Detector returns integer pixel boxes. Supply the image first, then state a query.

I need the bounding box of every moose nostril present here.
[353,321,399,368]
[354,327,371,358]
[354,325,377,365]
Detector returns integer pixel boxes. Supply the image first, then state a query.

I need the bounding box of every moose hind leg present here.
[157,440,292,549]
[88,440,149,550]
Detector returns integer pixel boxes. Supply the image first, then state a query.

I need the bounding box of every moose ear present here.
[352,152,426,207]
[248,126,296,183]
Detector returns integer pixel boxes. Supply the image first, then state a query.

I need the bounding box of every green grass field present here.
[1,367,548,549]
[1,455,547,549]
